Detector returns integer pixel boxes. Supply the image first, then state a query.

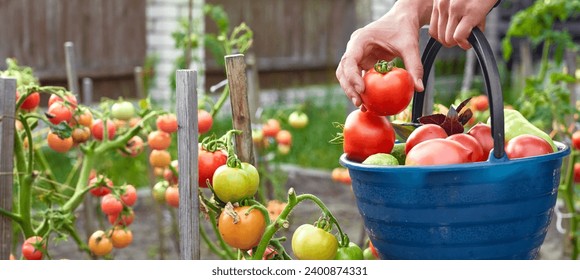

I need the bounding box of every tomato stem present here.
[373,60,395,74]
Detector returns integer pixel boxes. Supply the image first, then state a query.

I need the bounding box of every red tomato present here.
[467,123,494,157]
[361,65,414,116]
[198,110,213,134]
[198,147,227,188]
[22,236,45,260]
[17,91,40,111]
[92,119,116,141]
[100,194,123,216]
[262,119,281,138]
[369,240,379,259]
[122,135,144,157]
[165,186,179,208]
[405,124,448,154]
[156,114,178,133]
[275,130,292,145]
[47,102,73,125]
[48,94,78,109]
[574,163,580,183]
[108,209,135,226]
[120,184,137,207]
[343,109,395,162]
[447,133,485,162]
[470,95,489,112]
[571,131,580,150]
[147,130,172,150]
[406,138,472,166]
[89,175,113,197]
[505,134,552,159]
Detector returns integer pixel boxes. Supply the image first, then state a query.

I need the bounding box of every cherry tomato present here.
[121,135,144,157]
[120,184,137,207]
[152,180,169,203]
[277,144,291,155]
[470,95,489,112]
[149,149,171,168]
[111,101,135,120]
[198,147,227,188]
[88,230,113,257]
[165,186,179,208]
[505,134,553,159]
[47,102,73,125]
[331,167,351,185]
[275,130,292,145]
[91,119,116,141]
[47,132,74,153]
[21,236,45,260]
[572,131,580,150]
[73,108,93,127]
[363,247,378,260]
[361,63,414,116]
[288,111,309,129]
[446,133,485,162]
[218,206,266,250]
[334,242,364,260]
[89,175,113,197]
[343,109,395,162]
[163,160,179,185]
[156,114,178,133]
[467,123,494,157]
[292,224,338,260]
[108,208,135,226]
[148,130,172,150]
[574,163,580,183]
[262,119,281,138]
[369,240,379,258]
[198,109,213,134]
[48,93,78,109]
[17,91,40,111]
[405,124,448,154]
[71,126,91,144]
[212,164,258,203]
[101,194,123,216]
[405,138,472,166]
[109,227,133,249]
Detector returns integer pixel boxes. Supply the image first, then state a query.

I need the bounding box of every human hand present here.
[336,0,432,109]
[429,0,497,49]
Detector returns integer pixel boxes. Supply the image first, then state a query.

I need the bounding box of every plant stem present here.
[210,86,230,118]
[199,221,228,259]
[63,223,92,257]
[62,150,95,213]
[13,132,35,237]
[0,208,22,224]
[538,40,551,82]
[208,211,236,259]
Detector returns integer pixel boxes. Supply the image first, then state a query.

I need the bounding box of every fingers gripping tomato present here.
[212,163,259,203]
[292,224,338,260]
[361,60,414,116]
[343,109,395,162]
[218,205,266,250]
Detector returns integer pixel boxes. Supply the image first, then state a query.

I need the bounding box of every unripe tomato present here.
[47,132,74,153]
[334,242,364,260]
[21,236,45,260]
[101,194,123,216]
[156,114,178,133]
[405,124,447,154]
[262,119,281,138]
[152,181,169,203]
[212,165,257,203]
[198,109,213,134]
[111,101,135,120]
[109,227,133,249]
[277,144,291,155]
[505,134,553,159]
[218,206,266,250]
[120,184,137,207]
[88,230,113,257]
[361,64,414,116]
[89,175,113,197]
[275,130,292,145]
[17,91,40,111]
[292,224,338,260]
[47,102,73,125]
[149,149,171,168]
[92,119,116,141]
[165,186,179,208]
[288,111,309,129]
[108,209,135,226]
[48,93,78,109]
[148,130,172,150]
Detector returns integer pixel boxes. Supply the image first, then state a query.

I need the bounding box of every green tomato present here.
[212,165,255,203]
[288,111,308,129]
[152,181,169,203]
[363,248,378,260]
[111,101,135,120]
[241,162,260,190]
[292,224,338,260]
[334,242,364,260]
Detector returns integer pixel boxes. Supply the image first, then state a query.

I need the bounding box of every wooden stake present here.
[0,78,16,259]
[175,70,199,260]
[64,42,80,95]
[225,54,255,165]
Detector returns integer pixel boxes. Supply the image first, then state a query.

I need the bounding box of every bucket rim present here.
[340,141,570,172]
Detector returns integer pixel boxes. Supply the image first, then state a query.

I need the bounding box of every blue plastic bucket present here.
[340,29,571,260]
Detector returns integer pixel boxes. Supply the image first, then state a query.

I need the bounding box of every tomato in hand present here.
[109,227,133,249]
[111,101,135,120]
[156,114,178,133]
[405,124,447,154]
[218,206,266,250]
[292,224,338,260]
[88,230,113,257]
[198,147,227,188]
[212,164,258,203]
[334,242,364,260]
[343,109,395,162]
[467,123,494,157]
[446,133,485,162]
[101,194,123,216]
[22,236,45,260]
[17,91,40,111]
[147,130,172,150]
[47,102,73,125]
[505,134,552,159]
[406,138,472,166]
[361,61,414,116]
[198,109,213,134]
[92,119,116,141]
[47,131,74,153]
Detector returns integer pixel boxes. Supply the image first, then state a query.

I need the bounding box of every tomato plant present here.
[47,131,74,153]
[218,205,266,250]
[342,109,395,162]
[361,60,414,116]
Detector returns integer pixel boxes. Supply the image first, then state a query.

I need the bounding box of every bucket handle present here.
[411,27,505,160]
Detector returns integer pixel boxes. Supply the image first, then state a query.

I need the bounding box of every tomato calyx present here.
[373,60,395,74]
[223,202,241,224]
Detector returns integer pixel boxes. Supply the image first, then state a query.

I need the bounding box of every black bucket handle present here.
[411,27,505,159]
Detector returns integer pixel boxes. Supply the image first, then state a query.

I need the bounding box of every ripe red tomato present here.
[22,236,45,260]
[262,119,281,138]
[405,138,472,166]
[470,95,489,112]
[108,209,135,226]
[48,94,78,109]
[17,91,40,111]
[361,65,414,116]
[275,130,292,145]
[571,131,580,150]
[198,147,227,188]
[198,109,213,134]
[218,206,266,250]
[47,132,74,153]
[122,135,144,157]
[574,163,580,183]
[165,186,179,208]
[101,194,123,216]
[147,130,172,150]
[405,124,448,154]
[92,119,116,141]
[505,134,553,159]
[120,184,137,207]
[467,123,494,157]
[447,133,485,162]
[47,102,73,125]
[156,114,178,133]
[89,175,113,197]
[343,109,395,162]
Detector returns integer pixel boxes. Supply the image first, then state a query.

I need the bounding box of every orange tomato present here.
[109,227,133,249]
[149,149,171,168]
[47,132,74,153]
[165,186,179,208]
[148,130,172,150]
[218,206,266,250]
[88,230,113,257]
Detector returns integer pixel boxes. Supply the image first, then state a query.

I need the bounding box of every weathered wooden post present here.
[175,69,200,260]
[0,78,16,260]
[64,42,80,95]
[225,54,255,165]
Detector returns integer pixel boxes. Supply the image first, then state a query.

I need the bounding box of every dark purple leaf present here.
[418,114,446,125]
[440,119,465,135]
[458,108,473,125]
[455,97,472,113]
